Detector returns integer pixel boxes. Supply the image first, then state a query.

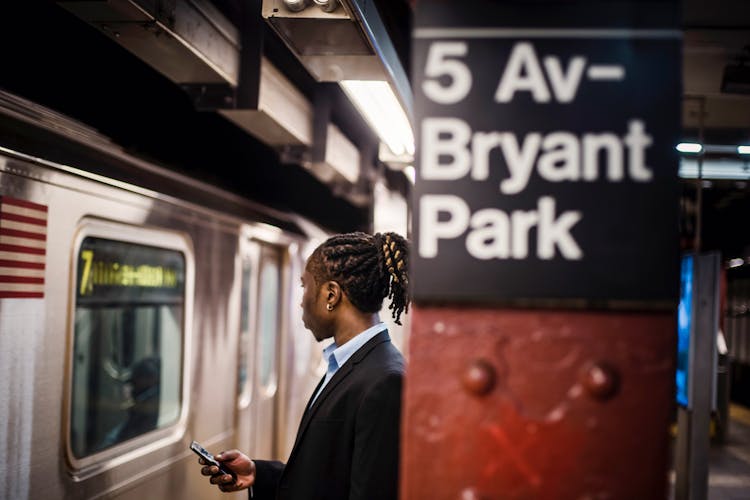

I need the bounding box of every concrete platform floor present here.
[670,404,750,500]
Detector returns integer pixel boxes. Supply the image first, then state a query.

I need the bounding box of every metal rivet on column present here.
[580,362,619,400]
[462,359,496,396]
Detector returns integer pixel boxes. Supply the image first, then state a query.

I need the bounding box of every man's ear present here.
[326,281,342,308]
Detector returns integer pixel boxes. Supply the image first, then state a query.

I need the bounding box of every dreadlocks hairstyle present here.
[307,231,411,325]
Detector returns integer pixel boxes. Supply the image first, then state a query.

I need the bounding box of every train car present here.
[0,89,330,500]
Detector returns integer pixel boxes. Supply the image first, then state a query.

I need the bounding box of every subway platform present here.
[670,405,750,500]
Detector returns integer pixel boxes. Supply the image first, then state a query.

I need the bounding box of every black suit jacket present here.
[251,330,404,500]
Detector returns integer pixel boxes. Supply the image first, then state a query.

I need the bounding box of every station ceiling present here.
[681,0,750,258]
[0,2,376,233]
[683,0,750,144]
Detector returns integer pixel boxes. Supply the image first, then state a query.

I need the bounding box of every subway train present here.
[0,88,371,500]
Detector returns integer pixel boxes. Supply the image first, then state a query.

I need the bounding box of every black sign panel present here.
[76,237,185,305]
[412,0,681,307]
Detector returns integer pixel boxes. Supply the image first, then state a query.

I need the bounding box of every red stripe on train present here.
[0,212,48,226]
[0,228,47,241]
[0,243,46,255]
[0,291,44,299]
[0,196,48,212]
[0,276,44,284]
[0,259,45,270]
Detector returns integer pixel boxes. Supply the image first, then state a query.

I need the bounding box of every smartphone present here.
[190,440,237,481]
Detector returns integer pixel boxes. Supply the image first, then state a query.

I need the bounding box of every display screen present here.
[676,254,693,407]
[76,237,185,305]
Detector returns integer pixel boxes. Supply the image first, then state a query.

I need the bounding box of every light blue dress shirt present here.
[309,322,387,406]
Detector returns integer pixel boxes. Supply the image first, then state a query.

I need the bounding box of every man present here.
[201,232,410,500]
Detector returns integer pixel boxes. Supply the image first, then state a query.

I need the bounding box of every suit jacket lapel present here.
[303,374,327,415]
[288,330,391,458]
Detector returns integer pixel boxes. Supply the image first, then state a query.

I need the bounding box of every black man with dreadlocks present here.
[199,231,410,500]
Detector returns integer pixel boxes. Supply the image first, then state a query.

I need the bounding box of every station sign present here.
[412,0,681,307]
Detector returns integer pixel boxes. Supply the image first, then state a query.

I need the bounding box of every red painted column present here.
[401,307,675,499]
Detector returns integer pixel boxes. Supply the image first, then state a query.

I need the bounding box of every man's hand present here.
[199,449,256,492]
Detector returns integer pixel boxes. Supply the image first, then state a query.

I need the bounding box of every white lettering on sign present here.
[419,195,583,260]
[419,39,652,261]
[495,42,587,103]
[422,42,472,104]
[422,118,654,193]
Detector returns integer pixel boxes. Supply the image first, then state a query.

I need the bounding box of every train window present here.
[257,253,281,393]
[70,236,186,458]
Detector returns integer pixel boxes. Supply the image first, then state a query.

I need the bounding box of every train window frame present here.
[63,218,194,476]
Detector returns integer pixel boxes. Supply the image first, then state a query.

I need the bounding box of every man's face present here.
[300,267,331,342]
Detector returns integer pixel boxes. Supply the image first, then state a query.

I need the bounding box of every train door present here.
[236,237,284,460]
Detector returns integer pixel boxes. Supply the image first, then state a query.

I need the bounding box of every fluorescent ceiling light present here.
[728,258,745,268]
[340,80,415,157]
[739,145,750,155]
[676,142,703,154]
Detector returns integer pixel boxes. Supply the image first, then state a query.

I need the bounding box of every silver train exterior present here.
[0,90,333,500]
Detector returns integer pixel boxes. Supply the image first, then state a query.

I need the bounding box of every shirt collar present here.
[324,322,387,370]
